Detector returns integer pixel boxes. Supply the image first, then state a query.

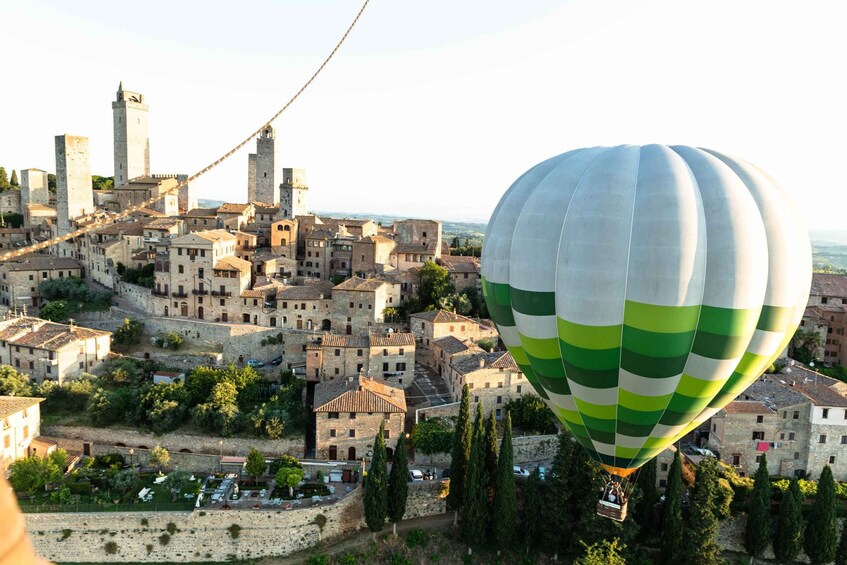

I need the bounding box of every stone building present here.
[142,217,184,249]
[410,309,498,349]
[313,375,406,461]
[0,316,111,383]
[0,228,27,251]
[446,351,525,420]
[113,177,178,217]
[20,169,50,206]
[0,190,21,216]
[352,235,396,275]
[280,168,308,219]
[54,134,93,244]
[439,255,481,292]
[431,335,483,377]
[217,203,255,231]
[394,219,442,255]
[183,207,221,232]
[0,256,82,309]
[708,366,847,480]
[801,273,847,365]
[112,82,150,186]
[305,332,415,386]
[23,203,56,235]
[300,228,334,279]
[1,396,45,473]
[272,281,334,331]
[153,230,250,321]
[82,220,144,288]
[331,277,389,335]
[269,219,297,260]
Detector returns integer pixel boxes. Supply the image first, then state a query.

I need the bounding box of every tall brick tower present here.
[112,82,150,187]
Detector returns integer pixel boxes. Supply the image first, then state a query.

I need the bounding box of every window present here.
[357,349,363,356]
[399,348,404,356]
[783,411,787,419]
[752,431,764,440]
[350,413,356,420]
[329,429,336,438]
[383,349,388,356]
[349,302,354,308]
[384,413,391,419]
[793,411,799,419]
[819,434,827,444]
[780,433,785,440]
[328,412,339,419]
[178,265,184,273]
[496,395,502,404]
[473,395,479,403]
[755,455,762,463]
[349,429,356,438]
[517,385,522,393]
[383,363,389,372]
[334,368,339,375]
[822,296,829,304]
[485,382,490,389]
[384,429,390,439]
[732,455,740,466]
[3,435,8,448]
[822,408,830,419]
[334,349,340,357]
[22,425,28,439]
[396,363,406,371]
[794,452,800,460]
[659,479,667,488]
[661,463,669,472]
[841,435,847,445]
[830,455,836,464]
[756,415,763,423]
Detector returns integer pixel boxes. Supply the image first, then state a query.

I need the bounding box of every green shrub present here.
[159,533,170,546]
[140,518,149,526]
[166,522,177,535]
[59,529,72,541]
[406,529,430,549]
[228,524,241,539]
[104,541,118,555]
[313,514,327,531]
[306,556,329,565]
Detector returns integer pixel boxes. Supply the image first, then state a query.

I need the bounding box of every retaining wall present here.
[414,433,558,466]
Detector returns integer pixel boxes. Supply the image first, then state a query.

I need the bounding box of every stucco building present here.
[410,309,498,350]
[446,351,525,420]
[1,396,45,474]
[0,256,82,310]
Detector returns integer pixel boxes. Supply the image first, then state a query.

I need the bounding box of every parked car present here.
[246,359,265,368]
[441,468,451,478]
[270,356,283,366]
[513,466,530,477]
[408,469,424,482]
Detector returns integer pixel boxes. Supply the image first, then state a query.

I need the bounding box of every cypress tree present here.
[774,477,803,563]
[387,433,409,535]
[635,457,658,534]
[835,512,847,565]
[0,167,8,191]
[523,467,542,551]
[447,384,471,512]
[460,403,487,547]
[492,412,516,552]
[484,409,498,512]
[364,421,388,533]
[684,455,720,565]
[746,453,772,558]
[805,465,838,565]
[660,449,684,564]
[9,170,18,187]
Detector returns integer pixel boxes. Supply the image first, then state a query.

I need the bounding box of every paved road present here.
[410,363,452,407]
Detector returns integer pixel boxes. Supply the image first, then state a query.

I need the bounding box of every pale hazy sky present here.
[2,0,846,225]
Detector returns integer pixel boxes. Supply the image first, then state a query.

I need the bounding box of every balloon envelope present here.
[481,145,811,476]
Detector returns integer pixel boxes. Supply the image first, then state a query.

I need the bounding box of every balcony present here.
[172,292,189,298]
[152,289,168,297]
[192,289,209,295]
[211,290,232,297]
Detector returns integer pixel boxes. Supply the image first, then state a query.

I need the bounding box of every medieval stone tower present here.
[280,168,308,219]
[55,135,93,255]
[247,127,279,205]
[112,82,150,187]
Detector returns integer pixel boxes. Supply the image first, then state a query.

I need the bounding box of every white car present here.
[408,469,424,482]
[513,466,530,477]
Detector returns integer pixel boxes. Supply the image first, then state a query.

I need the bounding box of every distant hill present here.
[198,199,225,209]
[315,211,487,240]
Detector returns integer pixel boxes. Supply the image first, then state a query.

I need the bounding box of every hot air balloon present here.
[481,145,811,518]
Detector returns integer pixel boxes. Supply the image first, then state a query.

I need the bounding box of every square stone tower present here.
[247,153,257,202]
[280,168,308,219]
[55,134,93,238]
[254,127,279,205]
[112,82,150,187]
[20,168,50,205]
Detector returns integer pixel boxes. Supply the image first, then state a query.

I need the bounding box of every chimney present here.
[479,358,485,369]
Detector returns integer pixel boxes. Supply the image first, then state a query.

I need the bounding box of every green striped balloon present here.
[481,145,811,477]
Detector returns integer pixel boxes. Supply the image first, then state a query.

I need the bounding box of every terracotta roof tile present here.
[368,332,415,347]
[333,277,386,292]
[0,256,81,273]
[0,397,45,420]
[217,203,252,214]
[411,309,476,325]
[214,256,251,272]
[723,401,774,414]
[810,273,847,299]
[314,376,406,413]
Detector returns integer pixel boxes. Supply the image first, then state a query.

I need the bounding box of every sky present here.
[2,0,846,225]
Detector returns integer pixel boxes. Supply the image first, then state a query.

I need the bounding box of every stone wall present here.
[24,468,448,563]
[414,434,558,466]
[43,425,305,460]
[117,281,153,311]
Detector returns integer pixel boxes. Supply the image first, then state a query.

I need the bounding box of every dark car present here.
[441,468,450,478]
[270,356,283,366]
